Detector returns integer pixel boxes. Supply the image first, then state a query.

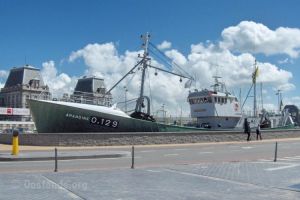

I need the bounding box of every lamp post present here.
[162,104,166,124]
[276,90,282,112]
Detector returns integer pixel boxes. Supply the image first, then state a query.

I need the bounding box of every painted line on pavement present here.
[227,146,241,148]
[265,164,299,171]
[277,158,300,161]
[257,159,272,162]
[139,150,156,153]
[283,156,300,160]
[198,152,213,154]
[146,169,161,173]
[173,148,188,151]
[164,154,179,157]
[241,146,254,149]
[164,168,259,187]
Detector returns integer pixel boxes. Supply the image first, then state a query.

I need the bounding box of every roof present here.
[4,66,45,88]
[74,77,106,94]
[188,89,235,98]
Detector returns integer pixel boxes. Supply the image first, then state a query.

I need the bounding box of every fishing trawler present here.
[28,33,202,133]
[187,62,296,130]
[187,76,242,129]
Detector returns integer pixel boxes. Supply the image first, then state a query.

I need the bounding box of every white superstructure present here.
[187,77,242,129]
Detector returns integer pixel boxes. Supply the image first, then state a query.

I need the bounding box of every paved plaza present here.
[1,139,300,199]
[1,157,300,200]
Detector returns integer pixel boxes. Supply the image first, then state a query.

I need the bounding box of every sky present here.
[1,0,300,117]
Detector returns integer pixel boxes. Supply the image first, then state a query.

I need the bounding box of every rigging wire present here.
[149,43,174,71]
[149,42,192,79]
[126,67,138,87]
[148,48,173,70]
[114,66,139,109]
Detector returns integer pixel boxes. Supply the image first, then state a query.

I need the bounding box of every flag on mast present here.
[252,66,259,84]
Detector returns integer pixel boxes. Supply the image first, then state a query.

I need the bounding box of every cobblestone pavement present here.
[1,156,300,200]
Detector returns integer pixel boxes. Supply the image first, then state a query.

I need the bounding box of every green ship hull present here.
[28,99,204,133]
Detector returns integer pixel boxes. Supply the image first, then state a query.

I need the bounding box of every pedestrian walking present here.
[256,123,262,140]
[244,118,251,141]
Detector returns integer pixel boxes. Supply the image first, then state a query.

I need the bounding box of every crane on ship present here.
[106,33,194,121]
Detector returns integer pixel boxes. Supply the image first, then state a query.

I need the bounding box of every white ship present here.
[187,76,242,129]
[187,62,296,130]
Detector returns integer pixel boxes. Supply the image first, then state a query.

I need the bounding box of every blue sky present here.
[1,0,300,115]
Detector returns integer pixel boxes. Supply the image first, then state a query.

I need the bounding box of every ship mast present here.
[106,33,193,121]
[136,33,151,113]
[253,60,258,117]
[241,59,259,116]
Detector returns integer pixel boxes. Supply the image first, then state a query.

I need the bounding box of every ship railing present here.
[56,94,112,107]
[37,90,51,100]
[116,98,138,113]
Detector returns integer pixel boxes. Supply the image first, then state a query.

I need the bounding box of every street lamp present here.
[276,90,282,112]
[162,104,166,124]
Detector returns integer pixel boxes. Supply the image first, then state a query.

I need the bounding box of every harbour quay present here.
[1,129,300,146]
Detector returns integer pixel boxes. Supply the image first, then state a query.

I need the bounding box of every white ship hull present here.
[197,116,241,129]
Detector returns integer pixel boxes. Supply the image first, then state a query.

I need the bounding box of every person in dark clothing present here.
[244,118,251,141]
[243,118,247,133]
[256,123,262,140]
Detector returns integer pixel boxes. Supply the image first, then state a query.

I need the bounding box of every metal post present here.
[131,146,135,169]
[11,130,19,155]
[274,142,278,162]
[54,148,58,172]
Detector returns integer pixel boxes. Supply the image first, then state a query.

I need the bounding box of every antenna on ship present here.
[253,60,259,117]
[212,76,221,92]
[241,59,259,117]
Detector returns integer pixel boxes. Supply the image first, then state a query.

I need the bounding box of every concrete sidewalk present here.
[1,137,300,151]
[0,149,129,161]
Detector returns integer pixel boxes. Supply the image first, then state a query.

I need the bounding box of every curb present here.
[0,153,126,162]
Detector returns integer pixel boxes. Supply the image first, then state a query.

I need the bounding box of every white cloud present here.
[41,60,77,97]
[262,103,278,111]
[184,42,293,90]
[157,41,172,50]
[220,21,300,58]
[276,83,295,92]
[69,43,122,78]
[0,70,8,89]
[283,96,300,108]
[165,49,187,66]
[0,70,8,78]
[261,89,268,94]
[277,58,293,64]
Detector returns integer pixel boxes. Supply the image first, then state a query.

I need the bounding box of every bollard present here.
[54,148,58,172]
[11,130,19,155]
[131,146,135,169]
[274,142,278,162]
